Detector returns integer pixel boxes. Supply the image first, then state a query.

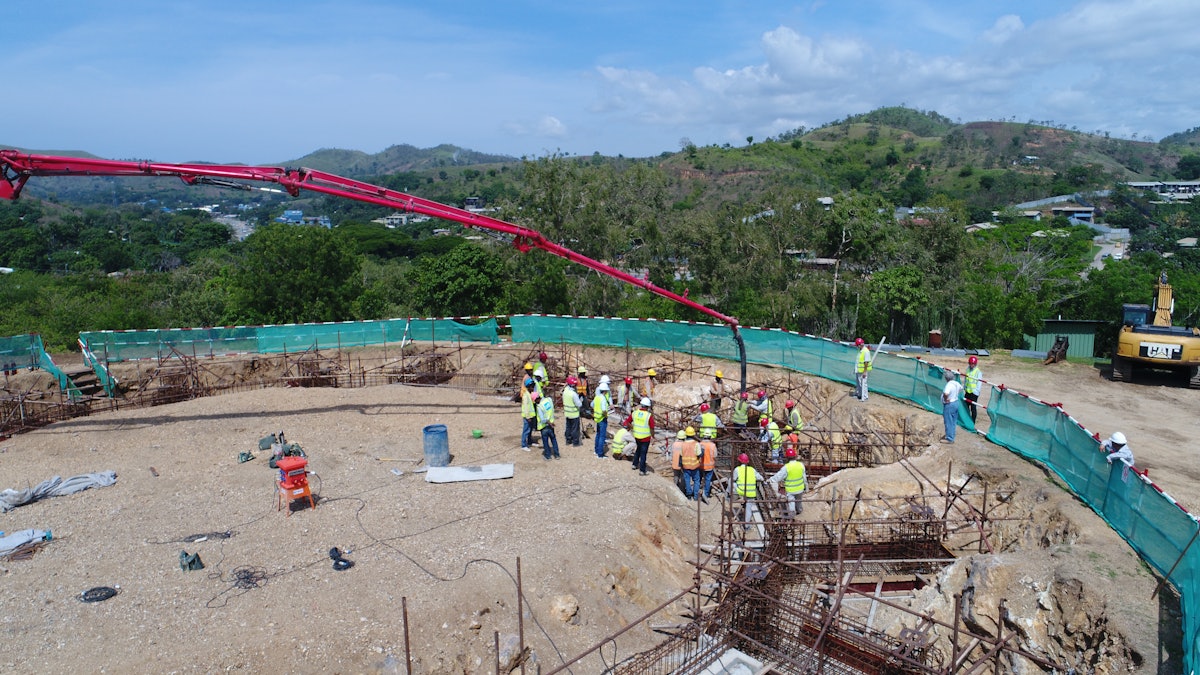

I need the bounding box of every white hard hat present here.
[640,397,651,407]
[597,382,609,391]
[599,375,611,385]
[1110,432,1127,446]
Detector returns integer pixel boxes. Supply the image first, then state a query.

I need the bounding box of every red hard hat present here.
[539,352,548,361]
[785,399,795,408]
[625,376,633,384]
[968,356,978,365]
[759,417,769,427]
[785,448,797,459]
[740,391,749,399]
[738,453,750,464]
[855,338,864,347]
[700,403,709,412]
[566,376,578,385]
[757,389,765,397]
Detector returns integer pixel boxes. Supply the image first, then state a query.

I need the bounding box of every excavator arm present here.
[0,150,748,384]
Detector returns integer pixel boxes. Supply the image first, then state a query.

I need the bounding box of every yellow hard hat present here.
[524,362,533,370]
[684,426,696,436]
[715,370,723,378]
[648,368,657,377]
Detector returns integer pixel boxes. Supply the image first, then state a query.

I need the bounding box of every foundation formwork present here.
[559,476,1063,675]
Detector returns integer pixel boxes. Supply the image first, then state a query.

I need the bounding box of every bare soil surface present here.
[0,346,1192,673]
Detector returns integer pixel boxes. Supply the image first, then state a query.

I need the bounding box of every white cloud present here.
[982,15,1024,44]
[537,116,568,137]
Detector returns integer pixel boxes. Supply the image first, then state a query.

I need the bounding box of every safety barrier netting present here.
[0,333,42,371]
[986,387,1200,670]
[78,318,499,362]
[1,333,83,399]
[509,315,976,433]
[511,313,1192,669]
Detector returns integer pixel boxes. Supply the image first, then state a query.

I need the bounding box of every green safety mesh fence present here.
[79,318,499,362]
[509,316,975,432]
[512,314,1190,669]
[0,333,42,371]
[986,387,1200,671]
[0,334,83,399]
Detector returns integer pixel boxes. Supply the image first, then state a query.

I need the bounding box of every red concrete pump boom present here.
[0,150,748,384]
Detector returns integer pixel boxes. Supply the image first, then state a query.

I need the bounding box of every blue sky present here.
[3,1,1197,164]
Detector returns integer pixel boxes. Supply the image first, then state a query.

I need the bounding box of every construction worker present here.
[532,351,549,383]
[698,435,717,502]
[611,416,636,460]
[750,389,773,425]
[524,362,544,397]
[631,397,655,475]
[575,366,590,400]
[731,391,750,431]
[769,447,807,518]
[679,426,701,499]
[759,416,782,461]
[520,376,537,451]
[618,376,634,415]
[707,369,728,411]
[643,368,658,400]
[533,390,560,460]
[562,376,582,446]
[592,381,612,458]
[1102,431,1134,481]
[782,425,800,456]
[784,399,805,431]
[732,453,761,527]
[941,369,963,444]
[693,402,724,440]
[854,338,872,401]
[669,430,687,494]
[964,356,982,424]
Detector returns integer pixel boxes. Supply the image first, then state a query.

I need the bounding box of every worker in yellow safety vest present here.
[520,376,537,451]
[693,403,724,440]
[562,376,583,447]
[630,398,655,475]
[732,453,761,528]
[731,391,750,431]
[592,382,612,458]
[854,338,873,401]
[759,416,782,461]
[610,415,636,460]
[533,391,560,460]
[532,351,549,384]
[769,448,806,518]
[964,356,982,424]
[784,399,805,431]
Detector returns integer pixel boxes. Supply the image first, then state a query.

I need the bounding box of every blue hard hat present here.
[524,377,534,386]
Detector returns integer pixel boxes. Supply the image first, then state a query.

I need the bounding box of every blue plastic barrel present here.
[423,424,450,467]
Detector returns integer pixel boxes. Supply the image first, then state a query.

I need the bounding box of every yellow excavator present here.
[1112,271,1200,387]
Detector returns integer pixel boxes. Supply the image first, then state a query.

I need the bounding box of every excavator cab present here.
[1121,304,1152,327]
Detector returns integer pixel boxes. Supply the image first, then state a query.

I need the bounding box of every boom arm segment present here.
[0,150,746,380]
